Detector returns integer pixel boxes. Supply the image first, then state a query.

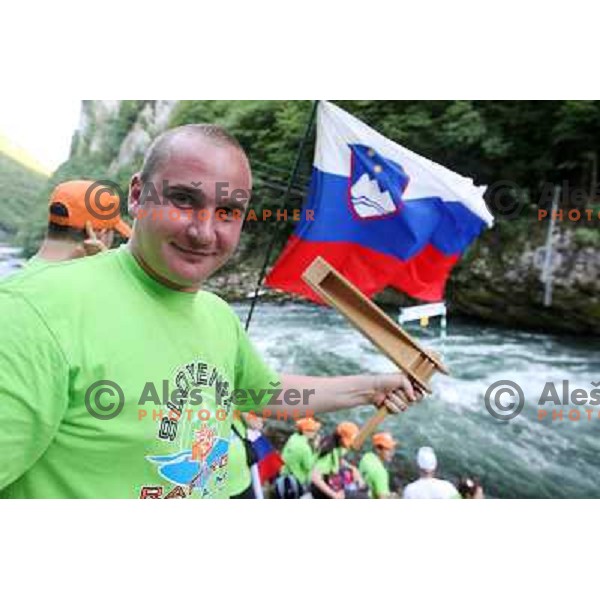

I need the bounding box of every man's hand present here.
[82,222,109,256]
[370,373,419,414]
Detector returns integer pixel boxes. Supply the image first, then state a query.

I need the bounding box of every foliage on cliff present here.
[0,149,47,240]
[9,100,600,264]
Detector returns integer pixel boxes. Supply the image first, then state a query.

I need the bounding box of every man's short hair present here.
[140,124,246,183]
[47,203,87,242]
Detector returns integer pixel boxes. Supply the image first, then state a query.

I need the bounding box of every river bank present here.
[4,234,599,338]
[204,232,600,338]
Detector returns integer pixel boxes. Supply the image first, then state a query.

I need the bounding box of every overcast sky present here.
[0,99,81,173]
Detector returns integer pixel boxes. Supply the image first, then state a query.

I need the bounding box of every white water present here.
[0,245,24,277]
[238,302,600,498]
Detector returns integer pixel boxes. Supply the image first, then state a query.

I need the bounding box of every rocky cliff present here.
[71,100,177,175]
[450,226,600,335]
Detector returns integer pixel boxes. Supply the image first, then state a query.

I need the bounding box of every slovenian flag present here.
[266,101,494,302]
[247,429,283,484]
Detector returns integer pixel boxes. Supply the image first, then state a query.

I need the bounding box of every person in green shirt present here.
[3,180,130,283]
[311,421,362,499]
[278,417,321,496]
[359,432,398,499]
[0,124,417,499]
[30,179,131,267]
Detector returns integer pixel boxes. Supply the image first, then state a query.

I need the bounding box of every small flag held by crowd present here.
[247,428,283,484]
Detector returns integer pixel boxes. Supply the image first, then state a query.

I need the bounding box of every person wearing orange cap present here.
[359,432,397,499]
[28,180,131,270]
[310,421,362,499]
[276,417,322,498]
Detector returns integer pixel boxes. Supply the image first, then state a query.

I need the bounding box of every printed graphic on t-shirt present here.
[140,359,234,499]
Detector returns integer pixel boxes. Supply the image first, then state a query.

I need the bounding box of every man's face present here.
[129,135,251,290]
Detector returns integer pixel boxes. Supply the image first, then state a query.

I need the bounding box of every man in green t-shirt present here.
[29,179,131,270]
[3,180,129,283]
[311,421,361,499]
[0,124,416,499]
[280,417,321,491]
[359,432,397,499]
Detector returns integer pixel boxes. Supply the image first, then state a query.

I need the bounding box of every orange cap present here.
[296,417,321,433]
[48,180,132,238]
[372,432,397,450]
[336,422,359,445]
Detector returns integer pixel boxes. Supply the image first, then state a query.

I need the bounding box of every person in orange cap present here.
[359,432,398,498]
[310,421,363,499]
[275,417,322,498]
[28,180,131,269]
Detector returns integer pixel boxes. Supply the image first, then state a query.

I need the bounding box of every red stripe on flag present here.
[265,237,459,302]
[258,453,284,484]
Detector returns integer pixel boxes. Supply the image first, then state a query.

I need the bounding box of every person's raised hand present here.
[370,373,420,414]
[82,221,109,256]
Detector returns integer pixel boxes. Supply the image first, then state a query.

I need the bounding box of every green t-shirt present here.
[314,447,345,478]
[281,432,315,485]
[227,420,252,497]
[23,256,51,272]
[359,451,390,498]
[0,247,277,499]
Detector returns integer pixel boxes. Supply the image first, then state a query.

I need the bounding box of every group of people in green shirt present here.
[276,419,486,500]
[277,417,398,499]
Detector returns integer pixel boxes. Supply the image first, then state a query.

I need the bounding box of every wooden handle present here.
[300,257,449,451]
[352,382,419,450]
[302,257,449,380]
[353,406,389,450]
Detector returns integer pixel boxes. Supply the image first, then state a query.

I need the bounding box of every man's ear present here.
[129,173,143,217]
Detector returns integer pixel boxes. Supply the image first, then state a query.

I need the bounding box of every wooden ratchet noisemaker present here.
[302,256,449,450]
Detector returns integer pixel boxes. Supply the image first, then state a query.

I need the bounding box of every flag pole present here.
[245,100,319,331]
